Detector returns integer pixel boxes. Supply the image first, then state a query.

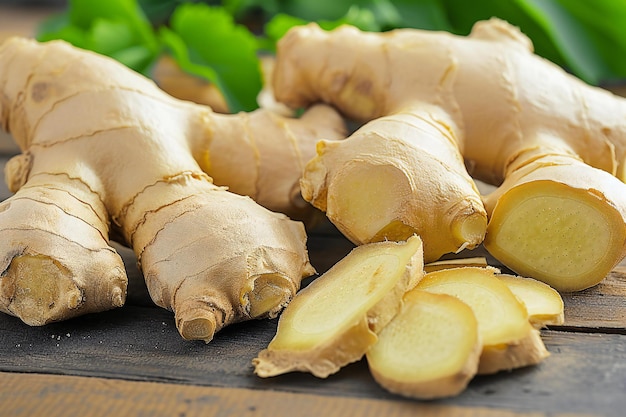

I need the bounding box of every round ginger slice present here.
[498,274,565,328]
[417,266,549,374]
[366,290,481,399]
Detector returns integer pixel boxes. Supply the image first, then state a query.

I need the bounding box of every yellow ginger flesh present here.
[253,235,424,378]
[498,273,565,328]
[366,290,481,400]
[416,267,549,374]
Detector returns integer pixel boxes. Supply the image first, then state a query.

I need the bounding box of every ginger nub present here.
[3,255,82,326]
[244,273,294,319]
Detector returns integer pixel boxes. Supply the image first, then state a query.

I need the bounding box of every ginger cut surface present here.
[498,274,565,328]
[416,266,549,374]
[253,235,424,378]
[366,290,481,400]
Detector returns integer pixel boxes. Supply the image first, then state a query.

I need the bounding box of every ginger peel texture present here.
[0,36,344,340]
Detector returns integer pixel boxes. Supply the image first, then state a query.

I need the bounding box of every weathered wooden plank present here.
[558,266,626,330]
[0,302,625,416]
[2,371,592,417]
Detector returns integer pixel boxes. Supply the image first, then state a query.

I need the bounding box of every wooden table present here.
[1,5,625,417]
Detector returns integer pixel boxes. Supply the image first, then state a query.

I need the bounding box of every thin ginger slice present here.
[424,257,489,273]
[417,266,549,375]
[253,236,424,378]
[498,274,565,328]
[366,290,481,400]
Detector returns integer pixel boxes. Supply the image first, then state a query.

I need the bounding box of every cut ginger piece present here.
[417,266,549,375]
[253,235,424,378]
[424,257,488,273]
[366,289,481,399]
[498,274,565,328]
[483,159,626,292]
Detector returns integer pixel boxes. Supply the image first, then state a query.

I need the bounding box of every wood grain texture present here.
[1,371,597,417]
[559,266,626,330]
[1,303,625,416]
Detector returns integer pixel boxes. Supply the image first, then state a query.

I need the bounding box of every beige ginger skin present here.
[273,18,626,291]
[0,37,345,341]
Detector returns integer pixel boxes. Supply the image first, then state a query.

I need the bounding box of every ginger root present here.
[0,36,345,341]
[273,19,626,290]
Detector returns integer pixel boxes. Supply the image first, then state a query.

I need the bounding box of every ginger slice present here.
[498,274,565,328]
[417,266,549,374]
[424,257,489,273]
[253,236,424,378]
[366,290,481,399]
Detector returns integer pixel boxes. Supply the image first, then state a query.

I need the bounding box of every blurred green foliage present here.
[38,0,626,112]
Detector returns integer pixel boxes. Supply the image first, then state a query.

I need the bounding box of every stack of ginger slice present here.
[253,236,565,400]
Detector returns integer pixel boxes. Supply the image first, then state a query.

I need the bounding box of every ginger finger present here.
[202,103,345,226]
[301,107,486,262]
[0,173,126,325]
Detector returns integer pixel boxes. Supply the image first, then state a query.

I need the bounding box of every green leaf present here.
[263,13,308,47]
[389,0,452,31]
[441,0,568,69]
[138,0,188,25]
[221,0,281,21]
[159,27,220,85]
[36,0,160,75]
[330,6,381,32]
[89,19,138,55]
[162,3,263,112]
[554,0,626,82]
[279,0,354,21]
[261,6,382,53]
[516,0,609,84]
